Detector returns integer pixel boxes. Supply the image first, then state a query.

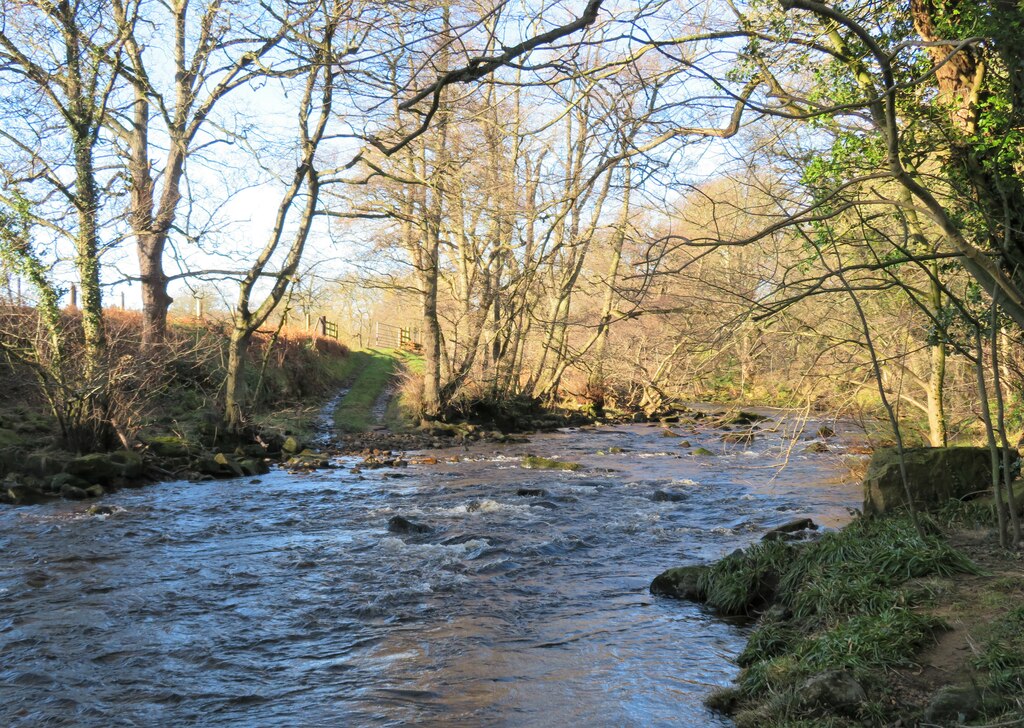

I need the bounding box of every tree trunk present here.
[224,325,249,432]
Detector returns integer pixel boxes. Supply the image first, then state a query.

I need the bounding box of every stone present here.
[145,435,190,458]
[796,670,866,716]
[60,483,89,500]
[238,458,269,476]
[214,452,245,477]
[652,489,687,502]
[650,565,708,601]
[65,450,143,484]
[4,483,51,505]
[762,518,818,541]
[816,424,836,438]
[84,485,105,498]
[863,446,1019,516]
[282,436,303,454]
[691,447,717,456]
[387,515,433,534]
[50,473,90,493]
[923,685,982,724]
[87,504,115,516]
[516,487,547,497]
[24,450,72,478]
[722,431,756,445]
[804,442,831,454]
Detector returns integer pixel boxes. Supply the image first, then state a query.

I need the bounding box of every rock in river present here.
[649,564,708,601]
[388,515,433,534]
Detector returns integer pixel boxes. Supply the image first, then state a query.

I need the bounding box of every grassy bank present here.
[669,509,1024,726]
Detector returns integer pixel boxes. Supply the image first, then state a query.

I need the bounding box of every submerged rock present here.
[516,487,547,497]
[388,515,433,534]
[721,431,756,445]
[803,442,830,454]
[651,489,687,503]
[691,447,717,457]
[650,564,708,601]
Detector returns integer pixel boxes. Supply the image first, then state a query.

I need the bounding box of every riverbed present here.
[0,420,859,726]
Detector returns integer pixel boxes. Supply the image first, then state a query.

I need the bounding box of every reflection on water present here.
[0,421,859,726]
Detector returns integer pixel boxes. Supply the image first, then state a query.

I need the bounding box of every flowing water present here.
[0,418,860,727]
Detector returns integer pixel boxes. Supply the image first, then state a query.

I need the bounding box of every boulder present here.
[84,485,105,498]
[24,450,72,479]
[796,670,866,716]
[87,504,115,516]
[65,450,143,484]
[4,482,51,505]
[650,564,708,601]
[863,446,1019,516]
[387,515,433,534]
[691,447,717,457]
[60,483,89,500]
[516,487,547,497]
[923,685,982,724]
[145,435,191,458]
[50,473,91,493]
[213,452,245,477]
[282,436,304,454]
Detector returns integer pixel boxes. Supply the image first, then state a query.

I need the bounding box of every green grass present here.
[971,605,1024,717]
[332,349,400,433]
[702,514,981,725]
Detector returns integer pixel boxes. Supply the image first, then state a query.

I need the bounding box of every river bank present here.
[652,502,1024,726]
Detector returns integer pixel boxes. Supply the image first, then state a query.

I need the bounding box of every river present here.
[0,419,860,727]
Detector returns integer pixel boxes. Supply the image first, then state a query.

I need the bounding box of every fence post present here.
[69,283,77,309]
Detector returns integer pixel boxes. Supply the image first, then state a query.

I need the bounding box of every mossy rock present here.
[84,484,105,498]
[24,450,73,478]
[50,473,91,494]
[650,564,709,600]
[521,455,581,471]
[65,450,144,484]
[213,452,245,477]
[804,442,831,454]
[863,446,1016,516]
[282,436,304,454]
[145,435,191,458]
[4,482,52,505]
[60,483,89,500]
[691,447,717,456]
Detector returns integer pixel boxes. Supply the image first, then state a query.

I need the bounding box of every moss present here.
[520,455,581,471]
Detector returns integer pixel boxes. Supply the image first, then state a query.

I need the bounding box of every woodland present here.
[4,2,1024,725]
[1,0,1024,511]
